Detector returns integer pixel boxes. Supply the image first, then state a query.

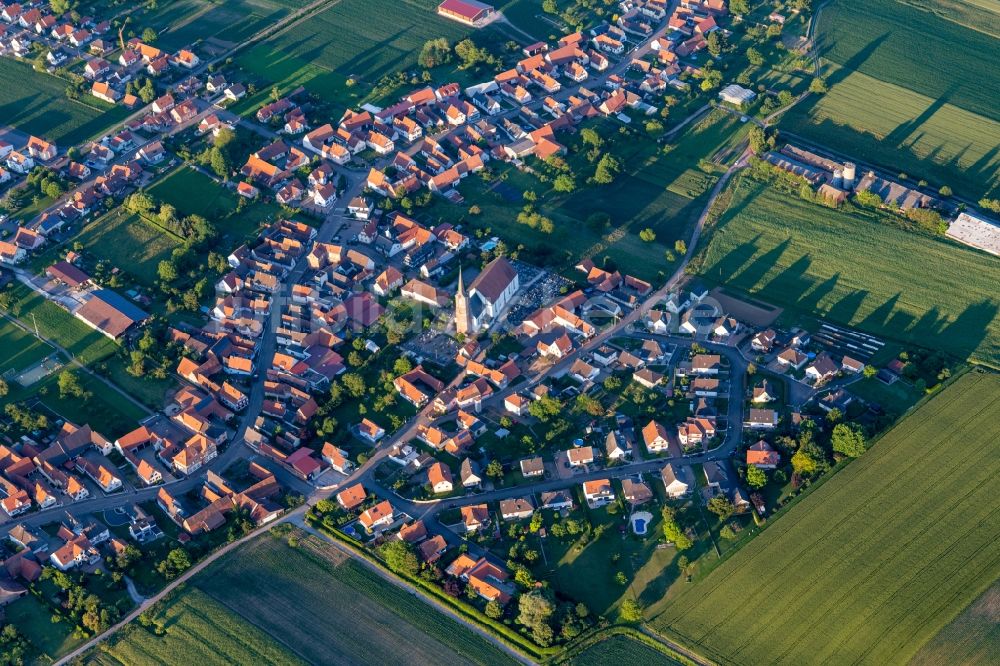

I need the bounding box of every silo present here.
[843,162,857,189]
[832,168,843,188]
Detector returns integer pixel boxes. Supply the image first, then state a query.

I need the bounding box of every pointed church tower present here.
[454,266,472,336]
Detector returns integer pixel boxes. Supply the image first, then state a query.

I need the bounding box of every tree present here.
[0,379,7,398]
[707,495,735,520]
[580,127,603,149]
[979,198,1000,214]
[939,185,952,197]
[142,27,158,43]
[767,23,782,39]
[553,173,576,193]
[418,38,452,68]
[746,47,764,66]
[831,423,867,457]
[730,0,750,14]
[706,31,725,57]
[854,190,882,208]
[209,146,231,179]
[542,0,558,13]
[517,591,555,646]
[454,39,489,68]
[674,239,687,254]
[57,370,87,399]
[778,90,794,107]
[639,228,656,242]
[485,459,504,479]
[720,524,737,540]
[380,541,420,577]
[863,365,877,379]
[341,373,366,398]
[747,125,768,155]
[138,79,156,103]
[809,77,828,94]
[745,464,767,489]
[157,260,178,283]
[593,153,622,184]
[619,598,643,622]
[644,119,664,135]
[700,69,723,91]
[485,600,504,619]
[528,395,561,421]
[156,548,191,580]
[662,506,693,550]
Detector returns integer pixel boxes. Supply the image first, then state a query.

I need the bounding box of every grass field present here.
[0,317,54,374]
[5,595,84,663]
[32,370,148,439]
[74,210,182,287]
[146,166,237,219]
[101,530,517,665]
[0,58,131,145]
[782,0,1000,197]
[90,588,305,666]
[651,371,1000,665]
[694,177,1000,367]
[910,580,1000,666]
[146,165,281,241]
[138,0,295,51]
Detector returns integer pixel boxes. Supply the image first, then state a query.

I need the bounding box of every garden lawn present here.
[89,588,304,666]
[0,58,131,144]
[694,178,1000,368]
[651,371,1000,666]
[781,0,1000,197]
[5,594,84,663]
[187,530,516,665]
[0,318,54,374]
[74,210,182,287]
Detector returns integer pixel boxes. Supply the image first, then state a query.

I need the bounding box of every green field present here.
[138,0,296,51]
[33,370,148,439]
[90,588,305,666]
[910,581,1000,666]
[0,59,131,145]
[695,177,1000,367]
[99,530,517,665]
[235,0,476,106]
[782,0,1000,197]
[74,210,182,287]
[569,634,682,665]
[0,317,54,374]
[146,165,281,241]
[5,595,84,663]
[652,371,1000,665]
[147,166,238,219]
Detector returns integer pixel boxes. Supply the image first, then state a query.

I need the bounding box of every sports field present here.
[782,0,1000,198]
[139,0,296,51]
[0,318,54,374]
[99,530,517,665]
[695,178,1000,368]
[74,210,182,287]
[652,371,1000,665]
[0,59,131,145]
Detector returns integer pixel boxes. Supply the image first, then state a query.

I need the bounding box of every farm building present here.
[945,212,1000,256]
[718,84,756,106]
[437,0,494,26]
[74,289,149,339]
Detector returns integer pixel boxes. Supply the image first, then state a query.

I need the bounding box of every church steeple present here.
[454,266,471,336]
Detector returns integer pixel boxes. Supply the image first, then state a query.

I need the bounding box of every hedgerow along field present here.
[0,59,130,145]
[781,0,1000,198]
[163,530,516,665]
[693,177,1000,368]
[652,371,1000,665]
